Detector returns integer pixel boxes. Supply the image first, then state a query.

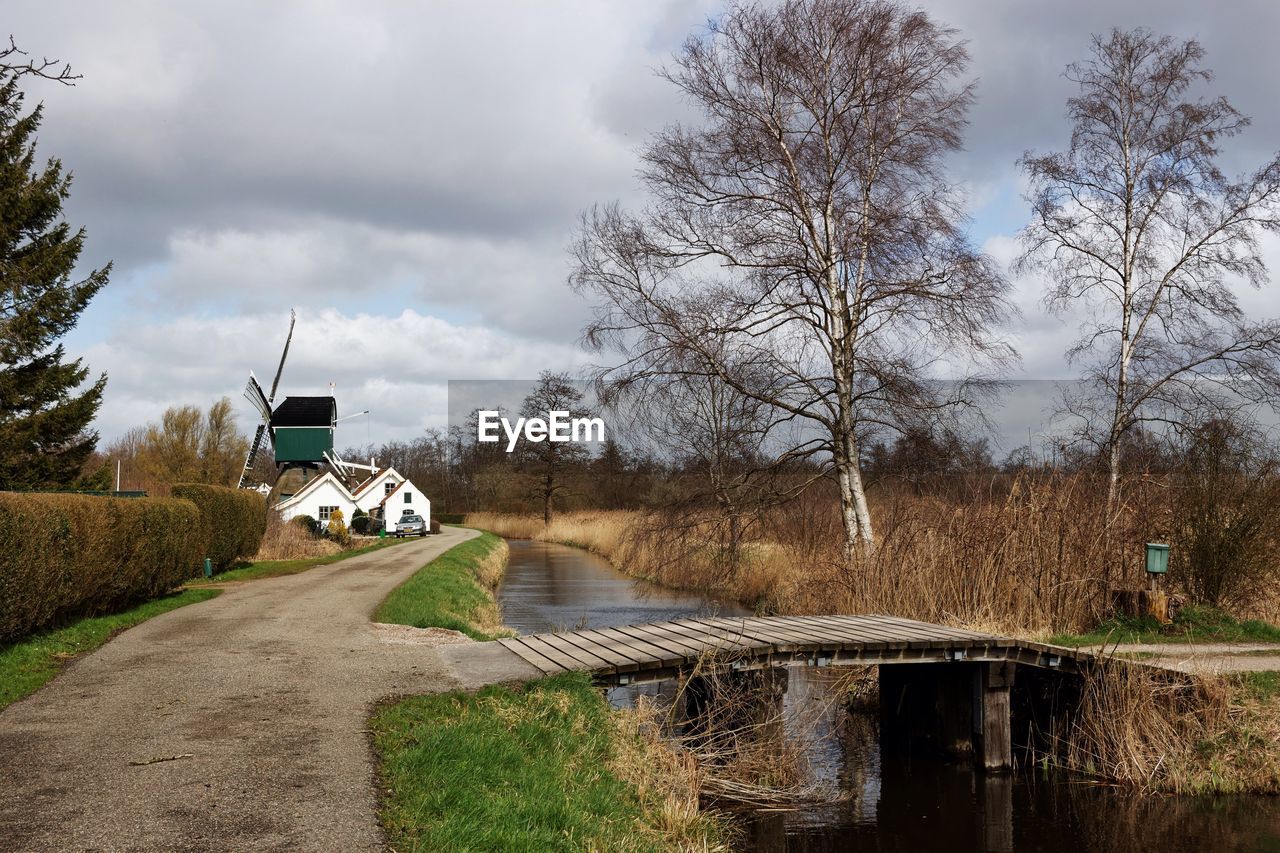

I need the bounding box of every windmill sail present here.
[238,310,297,489]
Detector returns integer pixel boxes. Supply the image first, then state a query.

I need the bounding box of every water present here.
[496,539,1280,852]
[496,538,748,634]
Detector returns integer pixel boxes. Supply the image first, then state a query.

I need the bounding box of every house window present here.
[404,491,412,504]
[384,481,396,495]
[318,506,339,521]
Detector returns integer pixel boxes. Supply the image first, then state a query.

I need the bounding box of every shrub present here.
[293,514,320,535]
[171,484,268,571]
[0,492,204,642]
[327,508,350,545]
[430,519,441,535]
[352,508,370,535]
[434,513,466,525]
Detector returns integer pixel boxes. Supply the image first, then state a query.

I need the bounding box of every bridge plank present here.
[644,620,758,654]
[858,615,993,649]
[764,617,866,648]
[499,638,567,675]
[589,627,687,666]
[865,615,989,640]
[749,617,849,646]
[551,631,641,672]
[516,634,600,672]
[686,617,823,653]
[565,629,656,669]
[612,623,710,656]
[784,615,911,648]
[764,616,867,643]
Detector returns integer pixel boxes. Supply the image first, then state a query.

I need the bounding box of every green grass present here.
[201,536,415,584]
[1050,605,1280,647]
[1232,671,1280,703]
[374,532,506,641]
[0,587,221,711]
[372,673,688,852]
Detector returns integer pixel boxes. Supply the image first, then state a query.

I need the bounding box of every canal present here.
[496,538,1280,852]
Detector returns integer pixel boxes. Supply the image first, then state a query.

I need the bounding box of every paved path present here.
[1095,642,1280,674]
[0,528,540,852]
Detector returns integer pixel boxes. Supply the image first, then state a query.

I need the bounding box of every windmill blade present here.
[238,422,269,489]
[268,308,296,403]
[244,372,272,422]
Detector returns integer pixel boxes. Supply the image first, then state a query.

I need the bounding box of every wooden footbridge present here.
[497,614,1088,683]
[496,615,1096,771]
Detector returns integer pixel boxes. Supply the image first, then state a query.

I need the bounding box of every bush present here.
[171,484,267,571]
[434,513,466,525]
[293,514,320,536]
[0,492,204,642]
[327,508,350,545]
[352,508,370,535]
[430,519,441,535]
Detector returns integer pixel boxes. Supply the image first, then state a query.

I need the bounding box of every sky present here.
[8,0,1280,453]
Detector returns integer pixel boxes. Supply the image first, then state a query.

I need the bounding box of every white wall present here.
[385,480,431,528]
[277,475,352,528]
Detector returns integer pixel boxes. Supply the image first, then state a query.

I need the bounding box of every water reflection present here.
[496,539,746,634]
[496,538,1280,852]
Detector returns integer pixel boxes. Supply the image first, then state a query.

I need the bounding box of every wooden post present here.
[981,661,1014,772]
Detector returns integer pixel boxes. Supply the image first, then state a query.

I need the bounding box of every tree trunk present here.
[836,431,875,572]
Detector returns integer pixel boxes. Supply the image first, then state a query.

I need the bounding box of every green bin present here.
[1145,542,1169,574]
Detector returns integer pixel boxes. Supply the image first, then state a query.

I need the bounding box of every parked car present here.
[394,514,427,537]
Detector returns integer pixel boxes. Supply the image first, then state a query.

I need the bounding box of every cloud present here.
[82,308,593,444]
[7,0,1280,444]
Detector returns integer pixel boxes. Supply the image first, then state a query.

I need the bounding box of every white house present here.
[276,467,431,532]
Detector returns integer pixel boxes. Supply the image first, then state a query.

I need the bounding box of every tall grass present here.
[1060,662,1280,794]
[466,474,1178,635]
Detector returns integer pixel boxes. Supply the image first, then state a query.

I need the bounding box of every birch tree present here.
[570,0,1011,565]
[1018,29,1280,511]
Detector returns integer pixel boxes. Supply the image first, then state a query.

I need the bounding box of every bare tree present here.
[518,371,592,523]
[622,346,783,570]
[571,0,1011,565]
[0,37,78,85]
[1018,29,1280,512]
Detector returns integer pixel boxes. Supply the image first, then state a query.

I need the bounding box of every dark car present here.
[394,514,427,537]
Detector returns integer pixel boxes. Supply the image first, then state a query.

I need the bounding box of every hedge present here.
[0,492,205,643]
[171,484,267,571]
[434,513,465,524]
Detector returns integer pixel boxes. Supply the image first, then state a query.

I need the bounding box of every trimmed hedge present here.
[0,492,205,643]
[171,484,267,571]
[434,513,465,525]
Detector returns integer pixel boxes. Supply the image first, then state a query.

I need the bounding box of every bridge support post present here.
[980,661,1015,772]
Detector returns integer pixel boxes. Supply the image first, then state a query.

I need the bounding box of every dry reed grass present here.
[252,514,343,560]
[1061,661,1280,794]
[467,474,1183,636]
[610,699,732,851]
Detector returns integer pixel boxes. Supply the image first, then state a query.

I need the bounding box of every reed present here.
[465,473,1175,635]
[1059,662,1280,794]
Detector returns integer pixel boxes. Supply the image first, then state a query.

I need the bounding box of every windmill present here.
[238,310,297,489]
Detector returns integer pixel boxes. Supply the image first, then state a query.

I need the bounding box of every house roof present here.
[270,396,336,428]
[352,467,397,499]
[276,471,346,509]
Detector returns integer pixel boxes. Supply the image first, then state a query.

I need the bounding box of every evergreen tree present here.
[0,73,109,488]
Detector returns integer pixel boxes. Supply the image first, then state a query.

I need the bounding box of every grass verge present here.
[372,672,726,852]
[202,536,415,584]
[0,587,221,711]
[1049,605,1280,647]
[374,531,508,640]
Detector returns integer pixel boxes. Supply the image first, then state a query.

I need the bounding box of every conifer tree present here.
[0,72,110,488]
